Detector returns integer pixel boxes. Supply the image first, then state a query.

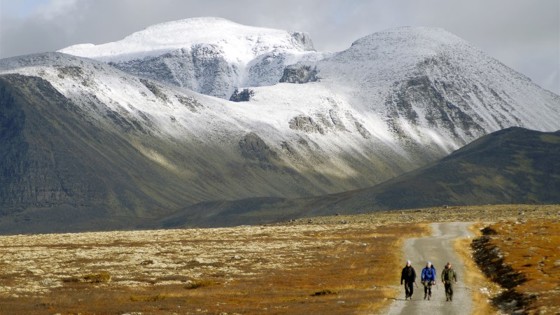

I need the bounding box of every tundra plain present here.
[0,204,558,314]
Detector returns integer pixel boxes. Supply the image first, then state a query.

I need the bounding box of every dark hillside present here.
[161,127,560,227]
[0,74,191,233]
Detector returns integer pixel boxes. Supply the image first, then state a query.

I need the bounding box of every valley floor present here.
[0,204,558,314]
[0,219,427,314]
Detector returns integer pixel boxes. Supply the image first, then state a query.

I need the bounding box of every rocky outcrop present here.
[229,88,254,102]
[175,94,203,112]
[385,75,485,140]
[280,65,319,84]
[355,122,371,139]
[139,79,169,103]
[238,133,278,162]
[112,45,237,99]
[289,32,315,51]
[289,115,325,134]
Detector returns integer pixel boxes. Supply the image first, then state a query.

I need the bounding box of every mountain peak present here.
[59,17,315,62]
[346,26,475,61]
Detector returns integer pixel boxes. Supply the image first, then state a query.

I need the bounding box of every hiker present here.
[421,261,436,300]
[441,262,457,301]
[400,260,417,300]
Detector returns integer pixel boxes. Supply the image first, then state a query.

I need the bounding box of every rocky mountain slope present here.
[172,127,560,227]
[58,19,560,161]
[0,18,559,232]
[0,53,415,232]
[59,17,321,99]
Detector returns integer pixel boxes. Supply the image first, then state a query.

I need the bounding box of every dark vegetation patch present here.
[471,236,527,289]
[311,289,337,296]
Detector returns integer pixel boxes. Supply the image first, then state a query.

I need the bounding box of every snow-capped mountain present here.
[60,17,321,99]
[1,18,559,232]
[312,26,560,145]
[59,19,560,147]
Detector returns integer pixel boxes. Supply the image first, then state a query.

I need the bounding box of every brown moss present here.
[472,219,560,314]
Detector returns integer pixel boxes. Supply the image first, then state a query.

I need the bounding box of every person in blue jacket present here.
[421,261,436,300]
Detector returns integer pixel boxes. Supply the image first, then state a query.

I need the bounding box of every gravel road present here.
[385,222,473,315]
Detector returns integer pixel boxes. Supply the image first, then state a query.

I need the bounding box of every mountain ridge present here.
[59,17,316,62]
[157,127,560,228]
[0,18,559,233]
[59,17,319,98]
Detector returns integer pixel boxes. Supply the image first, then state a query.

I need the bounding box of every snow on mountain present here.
[60,17,314,62]
[59,17,321,98]
[0,52,416,203]
[311,26,560,145]
[2,20,559,217]
[59,20,559,145]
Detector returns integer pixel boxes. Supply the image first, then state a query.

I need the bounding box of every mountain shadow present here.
[160,127,560,227]
[0,74,194,233]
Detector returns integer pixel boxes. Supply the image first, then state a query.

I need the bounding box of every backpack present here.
[423,267,435,280]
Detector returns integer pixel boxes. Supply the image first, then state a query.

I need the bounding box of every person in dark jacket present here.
[441,262,457,301]
[400,260,417,300]
[421,261,436,300]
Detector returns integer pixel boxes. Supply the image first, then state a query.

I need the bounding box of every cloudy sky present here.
[1,0,558,94]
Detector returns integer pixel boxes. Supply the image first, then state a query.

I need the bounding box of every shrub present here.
[311,289,337,296]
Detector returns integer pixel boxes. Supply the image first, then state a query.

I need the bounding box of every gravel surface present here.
[386,222,473,315]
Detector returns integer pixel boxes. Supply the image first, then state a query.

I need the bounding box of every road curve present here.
[385,222,473,315]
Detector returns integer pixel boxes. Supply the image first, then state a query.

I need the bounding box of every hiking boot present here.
[424,294,427,300]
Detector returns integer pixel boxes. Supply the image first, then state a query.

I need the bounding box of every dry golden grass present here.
[0,205,557,314]
[0,222,428,314]
[486,219,560,314]
[454,224,501,315]
[291,204,560,226]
